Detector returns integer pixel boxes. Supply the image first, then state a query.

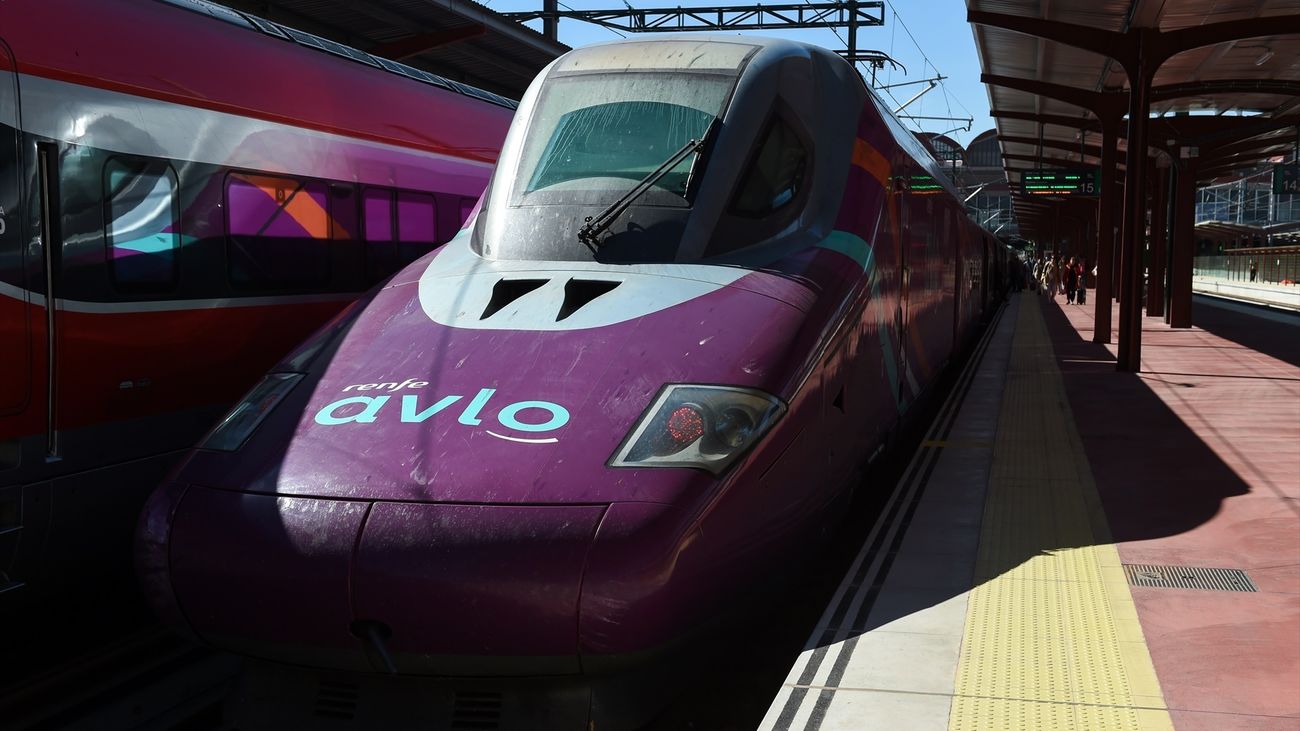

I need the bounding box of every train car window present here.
[397,190,439,268]
[104,157,180,291]
[362,187,394,242]
[363,189,440,281]
[226,172,330,288]
[329,185,357,241]
[397,191,437,246]
[731,118,807,217]
[362,187,396,281]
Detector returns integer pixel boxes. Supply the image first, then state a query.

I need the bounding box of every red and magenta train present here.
[0,0,513,599]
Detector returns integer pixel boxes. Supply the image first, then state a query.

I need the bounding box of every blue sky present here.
[484,0,995,148]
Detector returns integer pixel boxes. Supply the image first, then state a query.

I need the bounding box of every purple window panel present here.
[226,172,330,286]
[459,197,478,227]
[363,188,393,242]
[227,174,328,239]
[396,191,437,244]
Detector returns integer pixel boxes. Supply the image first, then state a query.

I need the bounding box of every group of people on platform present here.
[1026,253,1090,305]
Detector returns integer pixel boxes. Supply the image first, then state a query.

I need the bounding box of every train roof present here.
[543,35,963,205]
[160,0,517,110]
[1,0,514,163]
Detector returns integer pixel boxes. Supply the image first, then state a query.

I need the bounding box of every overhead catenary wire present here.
[791,0,919,129]
[882,0,974,142]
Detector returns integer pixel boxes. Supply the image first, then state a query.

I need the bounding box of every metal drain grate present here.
[313,678,360,720]
[451,690,503,729]
[1123,564,1257,592]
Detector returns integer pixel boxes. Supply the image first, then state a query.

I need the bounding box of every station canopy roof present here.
[969,0,1300,239]
[218,0,568,97]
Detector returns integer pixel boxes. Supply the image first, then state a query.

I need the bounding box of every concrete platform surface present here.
[761,292,1300,731]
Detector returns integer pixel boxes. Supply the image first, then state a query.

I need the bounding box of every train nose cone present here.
[166,486,372,668]
[163,485,606,675]
[352,502,606,675]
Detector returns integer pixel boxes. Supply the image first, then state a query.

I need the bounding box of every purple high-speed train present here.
[138,36,1007,723]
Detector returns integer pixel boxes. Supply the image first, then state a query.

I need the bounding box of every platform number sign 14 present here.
[1275,164,1300,195]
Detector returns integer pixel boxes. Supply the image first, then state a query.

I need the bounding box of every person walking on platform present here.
[1076,257,1088,305]
[1064,257,1078,304]
[1042,257,1058,300]
[1249,260,1258,282]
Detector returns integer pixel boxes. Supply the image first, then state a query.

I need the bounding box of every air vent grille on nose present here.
[451,690,503,729]
[313,678,359,720]
[481,279,547,319]
[557,278,621,321]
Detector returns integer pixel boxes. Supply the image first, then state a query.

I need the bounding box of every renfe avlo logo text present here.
[313,379,570,443]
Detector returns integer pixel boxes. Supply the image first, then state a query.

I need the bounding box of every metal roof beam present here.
[993,112,1300,149]
[1151,79,1300,103]
[1003,152,1082,166]
[991,110,1102,133]
[1186,114,1300,148]
[1196,162,1270,181]
[998,134,1105,160]
[968,10,1135,67]
[970,10,1300,75]
[502,1,885,32]
[986,75,1300,119]
[982,73,1127,121]
[1201,134,1297,162]
[1158,17,1300,64]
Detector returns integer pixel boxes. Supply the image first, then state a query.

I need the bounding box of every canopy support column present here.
[1117,32,1154,373]
[1094,124,1119,343]
[1147,161,1169,318]
[1168,161,1196,328]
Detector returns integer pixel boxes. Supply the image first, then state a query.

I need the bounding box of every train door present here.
[0,42,27,429]
[894,168,911,405]
[952,211,964,347]
[0,37,29,591]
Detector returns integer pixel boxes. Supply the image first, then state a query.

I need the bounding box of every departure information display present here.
[1022,168,1101,197]
[1274,164,1299,195]
[910,173,944,194]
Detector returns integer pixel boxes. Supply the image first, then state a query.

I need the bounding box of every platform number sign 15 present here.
[1275,164,1300,195]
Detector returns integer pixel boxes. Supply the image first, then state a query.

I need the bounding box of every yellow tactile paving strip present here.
[949,297,1174,731]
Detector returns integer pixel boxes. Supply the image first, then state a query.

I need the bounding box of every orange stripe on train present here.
[852,139,891,187]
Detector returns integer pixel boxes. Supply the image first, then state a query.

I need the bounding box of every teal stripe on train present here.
[816,230,904,412]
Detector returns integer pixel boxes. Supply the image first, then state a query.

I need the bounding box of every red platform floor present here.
[1042,294,1300,730]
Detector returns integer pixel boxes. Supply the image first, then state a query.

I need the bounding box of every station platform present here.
[760,293,1300,731]
[1193,276,1300,312]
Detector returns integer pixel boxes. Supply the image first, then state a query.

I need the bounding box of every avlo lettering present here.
[314,387,570,436]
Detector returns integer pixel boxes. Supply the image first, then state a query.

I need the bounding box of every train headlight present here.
[609,385,786,475]
[201,373,304,452]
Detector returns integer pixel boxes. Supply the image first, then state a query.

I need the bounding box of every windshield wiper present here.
[577,127,714,252]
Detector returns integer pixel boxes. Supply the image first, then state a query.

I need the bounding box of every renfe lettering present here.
[313,388,570,436]
[342,378,429,393]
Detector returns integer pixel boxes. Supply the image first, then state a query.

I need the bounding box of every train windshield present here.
[475,40,757,264]
[517,72,731,200]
